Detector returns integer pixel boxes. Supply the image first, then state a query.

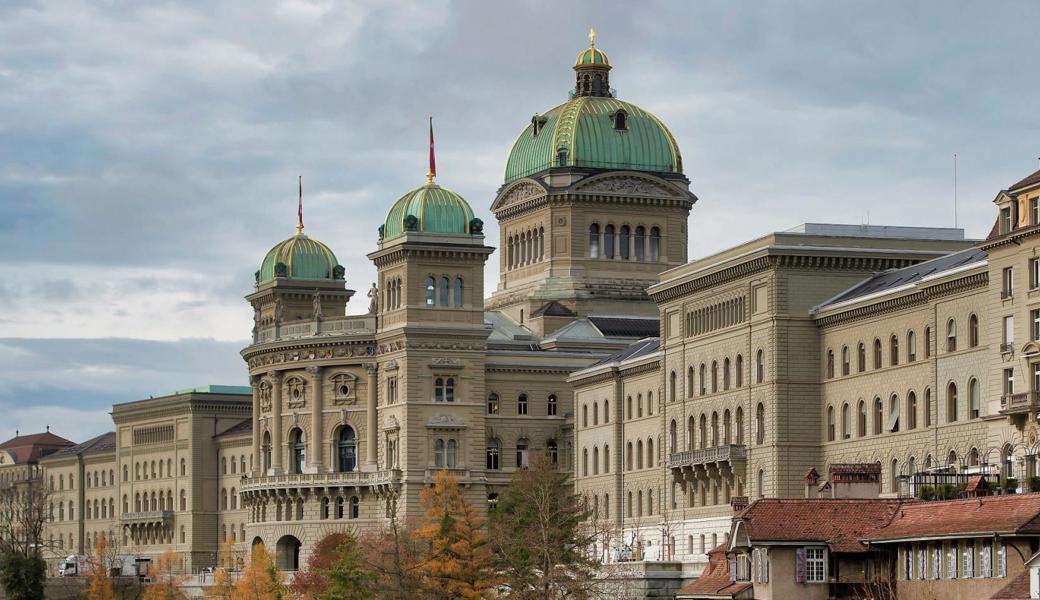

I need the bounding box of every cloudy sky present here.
[2,0,1038,443]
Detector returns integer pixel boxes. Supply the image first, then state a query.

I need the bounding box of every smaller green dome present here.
[381,182,477,240]
[258,232,342,284]
[575,47,609,67]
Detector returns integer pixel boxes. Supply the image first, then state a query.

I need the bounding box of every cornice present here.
[980,223,1040,251]
[650,256,773,303]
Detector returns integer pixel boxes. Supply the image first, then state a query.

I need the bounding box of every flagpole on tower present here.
[427,116,437,184]
[297,175,304,234]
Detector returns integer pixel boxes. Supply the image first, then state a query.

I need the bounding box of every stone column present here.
[269,371,284,474]
[250,376,261,477]
[308,366,324,472]
[365,364,378,470]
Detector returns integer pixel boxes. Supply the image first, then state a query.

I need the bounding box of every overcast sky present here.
[2,0,1038,443]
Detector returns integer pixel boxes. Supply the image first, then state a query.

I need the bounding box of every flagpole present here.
[427,116,436,184]
[297,175,304,234]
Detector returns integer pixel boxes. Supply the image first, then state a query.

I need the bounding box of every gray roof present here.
[214,419,252,439]
[588,316,660,338]
[49,432,116,459]
[815,247,987,311]
[591,338,661,368]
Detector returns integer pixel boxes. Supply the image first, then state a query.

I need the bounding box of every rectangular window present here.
[1001,207,1012,234]
[1033,309,1040,341]
[805,547,826,583]
[1034,364,1040,395]
[1004,315,1015,345]
[1003,267,1014,298]
[1032,197,1039,225]
[1004,368,1015,395]
[1032,258,1040,290]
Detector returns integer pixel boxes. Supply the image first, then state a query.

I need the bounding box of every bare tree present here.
[0,473,53,559]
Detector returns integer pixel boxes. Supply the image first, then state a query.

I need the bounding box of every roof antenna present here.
[953,153,958,229]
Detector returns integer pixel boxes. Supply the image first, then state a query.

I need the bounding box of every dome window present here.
[557,148,568,167]
[612,110,628,131]
[531,115,548,137]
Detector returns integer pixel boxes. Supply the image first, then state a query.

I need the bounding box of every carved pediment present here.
[426,414,466,429]
[430,357,463,369]
[491,180,547,212]
[573,174,679,197]
[383,415,400,431]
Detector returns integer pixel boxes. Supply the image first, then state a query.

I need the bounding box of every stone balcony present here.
[668,445,747,482]
[254,315,376,345]
[120,510,174,526]
[1000,392,1040,427]
[240,469,400,498]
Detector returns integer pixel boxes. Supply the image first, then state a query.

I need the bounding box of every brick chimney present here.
[804,468,820,498]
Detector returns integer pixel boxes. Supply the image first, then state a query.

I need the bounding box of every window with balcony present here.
[338,426,357,473]
[1004,368,1015,396]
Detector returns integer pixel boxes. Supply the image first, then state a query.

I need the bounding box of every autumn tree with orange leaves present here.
[142,548,186,600]
[85,534,116,600]
[414,469,497,599]
[232,544,285,600]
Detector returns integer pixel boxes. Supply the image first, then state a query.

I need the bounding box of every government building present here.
[2,33,1039,588]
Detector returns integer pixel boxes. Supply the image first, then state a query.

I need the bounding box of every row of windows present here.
[506,227,544,269]
[685,296,747,337]
[424,276,464,308]
[669,350,767,402]
[899,540,1006,580]
[219,523,248,546]
[219,487,239,510]
[669,476,745,510]
[383,276,402,310]
[252,496,361,522]
[667,404,766,452]
[221,454,249,475]
[129,458,187,482]
[825,319,982,379]
[827,379,981,441]
[488,393,557,416]
[588,223,661,261]
[259,426,359,474]
[999,257,1040,296]
[485,439,558,470]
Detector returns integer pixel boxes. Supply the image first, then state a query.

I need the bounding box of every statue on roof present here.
[367,282,378,315]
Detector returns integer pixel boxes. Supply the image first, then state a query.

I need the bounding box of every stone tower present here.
[487,31,698,325]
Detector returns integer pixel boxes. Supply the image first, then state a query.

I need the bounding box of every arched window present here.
[649,227,661,262]
[924,388,933,427]
[889,394,900,433]
[613,110,628,130]
[221,488,228,510]
[180,490,186,511]
[873,397,883,435]
[589,224,600,258]
[669,371,677,401]
[924,326,932,358]
[699,364,707,394]
[857,342,866,372]
[873,339,882,369]
[735,355,744,387]
[969,314,979,347]
[338,427,357,473]
[581,448,589,476]
[604,224,615,258]
[826,406,835,442]
[669,420,677,453]
[619,225,630,260]
[723,410,732,444]
[890,335,899,366]
[290,429,305,474]
[699,415,707,449]
[710,412,719,446]
[947,319,957,351]
[516,439,529,468]
[425,276,435,306]
[711,361,718,393]
[947,382,958,422]
[453,277,463,307]
[626,396,632,420]
[736,407,744,445]
[687,367,694,398]
[486,440,500,470]
[446,439,457,468]
[636,440,644,469]
[756,403,765,444]
[434,439,445,468]
[756,350,765,384]
[592,402,598,425]
[907,330,917,362]
[582,404,588,428]
[626,442,633,470]
[647,438,654,468]
[261,432,271,473]
[841,346,850,376]
[547,439,559,465]
[592,447,599,475]
[350,496,360,519]
[857,400,867,437]
[634,226,646,261]
[841,403,850,440]
[547,394,557,417]
[969,378,980,418]
[723,358,731,390]
[907,391,918,430]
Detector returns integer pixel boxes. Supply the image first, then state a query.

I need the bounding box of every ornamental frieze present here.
[575,176,670,196]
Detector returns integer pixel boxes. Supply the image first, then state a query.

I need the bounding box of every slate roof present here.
[735,499,903,553]
[990,569,1031,599]
[675,543,752,599]
[214,419,253,439]
[1009,167,1040,191]
[0,431,76,463]
[531,300,576,318]
[863,494,1040,542]
[48,432,116,459]
[590,338,660,368]
[814,247,986,311]
[588,316,659,338]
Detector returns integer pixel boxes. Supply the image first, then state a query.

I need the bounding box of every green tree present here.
[319,531,376,600]
[0,552,46,600]
[490,455,598,599]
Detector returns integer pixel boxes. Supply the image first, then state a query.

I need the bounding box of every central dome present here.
[504,96,683,183]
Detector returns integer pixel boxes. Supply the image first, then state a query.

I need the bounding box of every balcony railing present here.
[120,511,174,524]
[1000,342,1015,354]
[1000,391,1040,414]
[241,469,400,493]
[254,315,376,345]
[668,445,747,469]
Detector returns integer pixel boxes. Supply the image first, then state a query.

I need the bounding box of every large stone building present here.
[2,31,1038,585]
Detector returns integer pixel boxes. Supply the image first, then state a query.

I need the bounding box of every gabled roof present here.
[990,568,1030,599]
[214,419,253,439]
[863,494,1040,542]
[734,499,903,553]
[675,543,752,599]
[813,247,986,312]
[0,431,76,463]
[47,432,116,459]
[1009,167,1040,192]
[531,300,576,318]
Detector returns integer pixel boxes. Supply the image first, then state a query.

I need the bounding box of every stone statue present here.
[312,290,323,319]
[367,282,378,314]
[252,308,260,341]
[273,297,284,323]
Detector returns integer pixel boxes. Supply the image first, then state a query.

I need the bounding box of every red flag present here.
[428,116,436,179]
[297,175,303,232]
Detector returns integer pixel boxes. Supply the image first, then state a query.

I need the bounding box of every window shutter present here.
[762,549,769,583]
[795,548,806,583]
[728,558,736,582]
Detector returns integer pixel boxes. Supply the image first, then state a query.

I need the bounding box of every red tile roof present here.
[990,568,1030,599]
[736,499,903,553]
[675,544,752,599]
[864,494,1040,542]
[0,431,75,464]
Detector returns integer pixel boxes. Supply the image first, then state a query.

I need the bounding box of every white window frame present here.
[805,547,826,583]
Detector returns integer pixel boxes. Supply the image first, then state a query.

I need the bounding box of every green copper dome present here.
[381,182,477,240]
[258,232,342,284]
[575,47,609,67]
[504,96,683,183]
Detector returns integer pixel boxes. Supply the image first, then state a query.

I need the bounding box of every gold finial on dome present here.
[589,27,596,48]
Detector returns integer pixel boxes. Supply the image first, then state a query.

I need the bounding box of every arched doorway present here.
[275,535,301,571]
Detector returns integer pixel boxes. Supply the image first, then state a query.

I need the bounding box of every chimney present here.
[804,468,820,498]
[731,496,749,513]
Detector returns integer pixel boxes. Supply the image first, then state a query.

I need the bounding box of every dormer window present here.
[1001,207,1012,234]
[531,115,548,136]
[612,110,628,131]
[557,148,568,167]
